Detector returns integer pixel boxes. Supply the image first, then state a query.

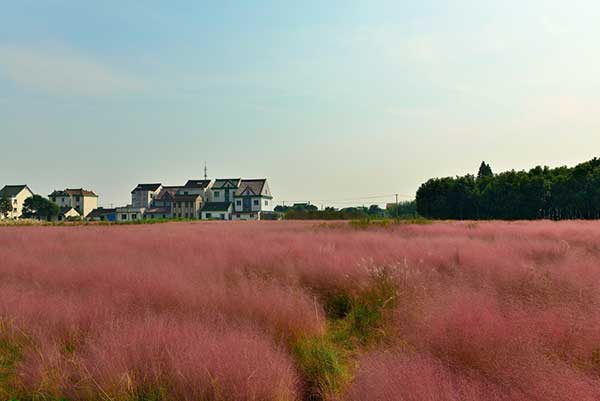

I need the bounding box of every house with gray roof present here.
[201,202,234,220]
[232,179,273,220]
[49,188,98,218]
[0,185,34,219]
[131,183,163,209]
[210,178,241,204]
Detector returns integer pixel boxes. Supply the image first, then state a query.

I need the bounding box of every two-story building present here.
[232,179,273,220]
[210,179,240,204]
[172,194,202,219]
[181,180,212,197]
[0,185,34,219]
[131,183,162,209]
[48,188,98,218]
[144,187,177,219]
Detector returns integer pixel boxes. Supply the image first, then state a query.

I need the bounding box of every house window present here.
[132,214,137,220]
[265,200,268,206]
[184,191,189,195]
[162,215,166,219]
[250,214,255,218]
[236,200,241,206]
[214,191,220,198]
[76,196,80,202]
[121,214,127,220]
[220,213,225,219]
[253,199,259,206]
[206,213,212,218]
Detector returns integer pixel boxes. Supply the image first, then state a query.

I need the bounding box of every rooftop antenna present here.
[204,162,208,180]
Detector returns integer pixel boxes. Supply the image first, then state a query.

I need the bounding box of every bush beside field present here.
[1,221,600,400]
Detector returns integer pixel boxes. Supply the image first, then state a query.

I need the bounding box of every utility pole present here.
[204,162,208,180]
[395,193,399,220]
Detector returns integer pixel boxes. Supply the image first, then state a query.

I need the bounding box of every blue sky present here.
[1,1,599,207]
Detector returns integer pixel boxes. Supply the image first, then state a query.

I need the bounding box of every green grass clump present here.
[292,270,397,400]
[292,337,349,401]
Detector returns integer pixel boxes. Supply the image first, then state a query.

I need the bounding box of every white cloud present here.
[0,44,144,96]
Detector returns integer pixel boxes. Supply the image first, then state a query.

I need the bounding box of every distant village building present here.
[0,185,34,219]
[201,202,234,220]
[116,205,144,222]
[87,176,274,222]
[87,208,117,222]
[48,188,98,218]
[172,193,202,219]
[232,179,273,220]
[182,180,212,198]
[51,207,81,222]
[131,184,162,209]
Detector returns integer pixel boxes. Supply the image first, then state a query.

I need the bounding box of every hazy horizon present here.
[2,1,599,208]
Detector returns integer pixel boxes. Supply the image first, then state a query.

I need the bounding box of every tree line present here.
[416,158,600,220]
[274,201,418,220]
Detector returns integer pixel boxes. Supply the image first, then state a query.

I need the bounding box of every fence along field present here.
[1,220,600,401]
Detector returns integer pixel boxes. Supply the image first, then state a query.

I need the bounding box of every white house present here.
[116,205,145,222]
[48,188,98,218]
[232,179,273,220]
[0,185,34,219]
[201,202,234,220]
[210,179,241,204]
[51,207,81,222]
[131,183,163,209]
[181,180,212,198]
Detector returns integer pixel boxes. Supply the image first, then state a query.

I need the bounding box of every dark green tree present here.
[477,161,493,179]
[0,196,12,218]
[367,204,384,216]
[21,195,59,220]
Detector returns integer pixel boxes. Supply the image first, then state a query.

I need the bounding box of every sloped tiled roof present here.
[87,208,116,218]
[184,180,211,189]
[131,183,162,193]
[173,194,201,202]
[235,179,267,197]
[212,179,241,189]
[50,188,98,198]
[49,190,68,197]
[201,202,233,212]
[66,188,98,197]
[156,188,178,200]
[58,206,81,216]
[0,185,31,198]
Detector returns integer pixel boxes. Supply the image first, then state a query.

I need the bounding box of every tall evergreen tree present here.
[477,161,493,179]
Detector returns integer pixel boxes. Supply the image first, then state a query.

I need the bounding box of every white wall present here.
[10,188,34,219]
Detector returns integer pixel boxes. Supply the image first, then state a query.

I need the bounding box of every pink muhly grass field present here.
[1,220,600,401]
